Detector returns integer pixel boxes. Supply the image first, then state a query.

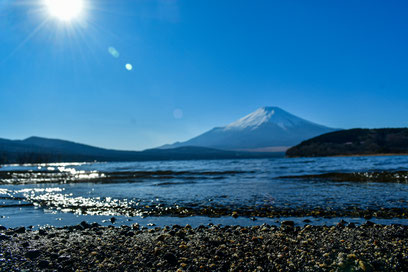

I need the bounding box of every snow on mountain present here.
[225,107,319,131]
[160,107,338,151]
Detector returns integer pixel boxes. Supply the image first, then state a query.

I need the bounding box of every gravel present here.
[1,221,407,271]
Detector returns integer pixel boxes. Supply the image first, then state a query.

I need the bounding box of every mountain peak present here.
[23,136,63,144]
[225,106,299,130]
[24,136,45,142]
[260,106,282,112]
[160,106,337,150]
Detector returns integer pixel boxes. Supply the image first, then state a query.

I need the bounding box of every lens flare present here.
[125,63,133,71]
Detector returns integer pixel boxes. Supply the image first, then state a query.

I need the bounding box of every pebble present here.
[14,227,25,234]
[25,250,41,259]
[163,252,178,266]
[281,220,295,227]
[0,234,10,241]
[0,223,406,271]
[38,260,49,269]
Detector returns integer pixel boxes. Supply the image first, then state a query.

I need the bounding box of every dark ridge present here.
[286,128,408,157]
[0,136,284,164]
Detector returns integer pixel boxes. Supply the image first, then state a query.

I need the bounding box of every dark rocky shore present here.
[1,221,407,271]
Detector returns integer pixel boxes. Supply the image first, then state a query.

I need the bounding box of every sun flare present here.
[44,0,84,22]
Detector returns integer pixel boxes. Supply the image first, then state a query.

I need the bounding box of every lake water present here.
[1,156,408,228]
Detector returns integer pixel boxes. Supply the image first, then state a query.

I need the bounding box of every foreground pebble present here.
[0,222,407,271]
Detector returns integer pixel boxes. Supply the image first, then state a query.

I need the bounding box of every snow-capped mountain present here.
[161,107,338,151]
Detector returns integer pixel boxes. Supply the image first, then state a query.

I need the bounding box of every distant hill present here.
[286,128,408,157]
[0,136,281,164]
[161,107,337,151]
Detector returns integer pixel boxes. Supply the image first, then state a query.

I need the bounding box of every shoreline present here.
[1,221,407,271]
[3,199,408,219]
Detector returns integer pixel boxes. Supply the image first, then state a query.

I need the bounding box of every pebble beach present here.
[1,221,407,271]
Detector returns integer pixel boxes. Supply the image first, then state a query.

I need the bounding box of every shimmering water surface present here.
[1,156,408,228]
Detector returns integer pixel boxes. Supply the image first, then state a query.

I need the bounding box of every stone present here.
[25,250,41,259]
[163,252,178,266]
[132,223,140,230]
[14,227,25,234]
[0,234,10,241]
[38,260,49,269]
[281,221,295,227]
[80,221,91,229]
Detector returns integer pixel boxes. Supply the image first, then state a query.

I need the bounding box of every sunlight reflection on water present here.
[1,156,408,227]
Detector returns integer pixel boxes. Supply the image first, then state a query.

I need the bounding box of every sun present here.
[44,0,84,22]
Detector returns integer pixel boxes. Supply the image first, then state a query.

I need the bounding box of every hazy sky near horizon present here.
[1,0,408,150]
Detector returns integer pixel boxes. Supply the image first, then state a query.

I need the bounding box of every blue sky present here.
[1,0,408,150]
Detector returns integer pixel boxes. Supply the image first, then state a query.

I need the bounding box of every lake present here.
[1,155,408,228]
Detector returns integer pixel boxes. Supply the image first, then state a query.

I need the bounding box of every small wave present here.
[0,170,251,185]
[278,171,408,183]
[0,203,33,208]
[155,181,197,186]
[0,196,26,200]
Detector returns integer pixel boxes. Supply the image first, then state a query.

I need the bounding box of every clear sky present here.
[1,0,408,150]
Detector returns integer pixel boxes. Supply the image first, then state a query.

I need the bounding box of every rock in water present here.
[281,220,295,227]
